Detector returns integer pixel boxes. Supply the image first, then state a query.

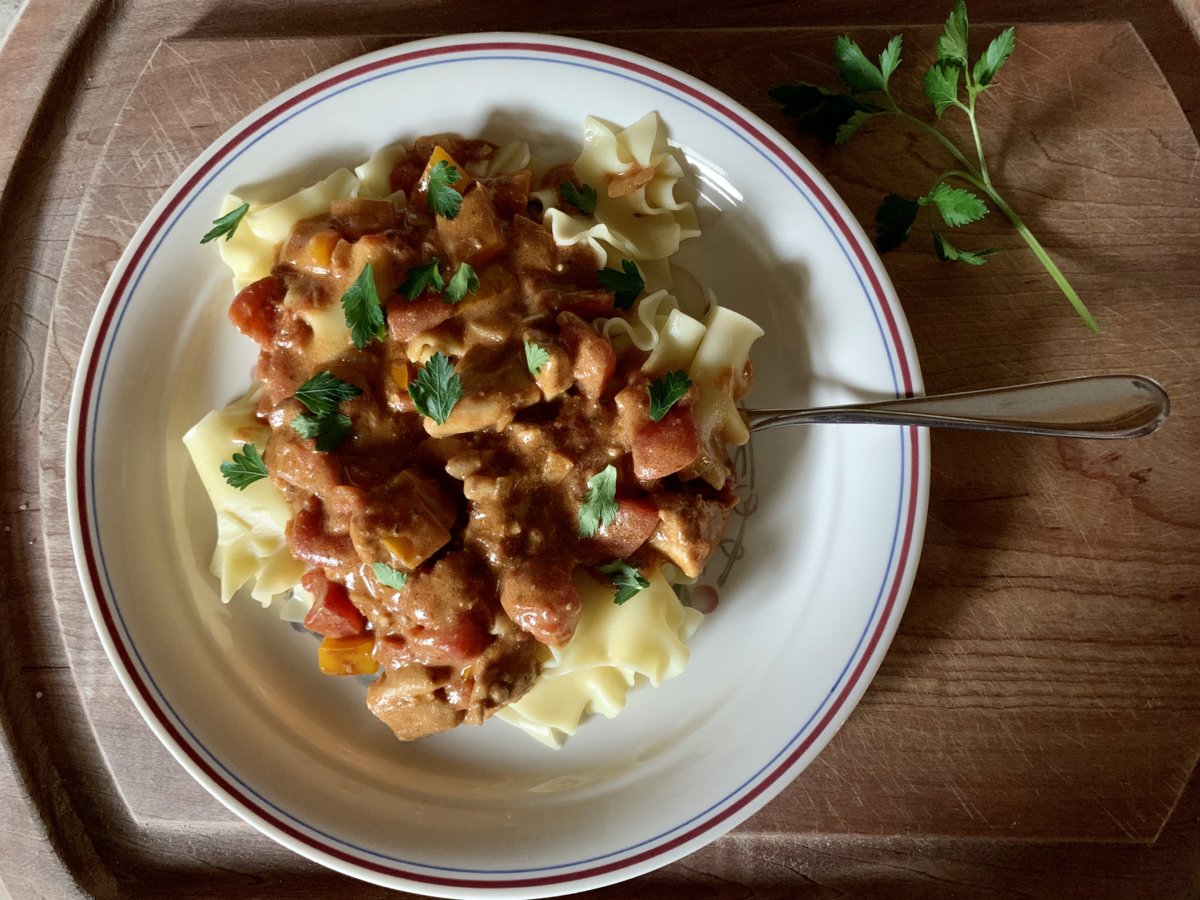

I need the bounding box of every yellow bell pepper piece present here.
[418,146,471,197]
[317,634,379,676]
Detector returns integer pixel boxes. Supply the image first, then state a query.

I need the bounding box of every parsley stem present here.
[891,106,978,176]
[964,82,992,188]
[944,168,1100,333]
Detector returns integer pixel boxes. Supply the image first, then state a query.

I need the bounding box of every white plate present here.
[67,33,928,897]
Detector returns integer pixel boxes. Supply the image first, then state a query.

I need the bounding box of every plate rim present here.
[65,30,929,897]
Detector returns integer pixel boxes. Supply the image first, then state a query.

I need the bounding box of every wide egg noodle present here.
[594,288,679,353]
[182,392,306,607]
[495,569,702,749]
[218,168,361,290]
[354,142,408,199]
[542,112,700,270]
[643,307,708,374]
[191,116,743,746]
[466,139,531,177]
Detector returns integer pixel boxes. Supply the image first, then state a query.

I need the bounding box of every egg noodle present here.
[184,114,761,747]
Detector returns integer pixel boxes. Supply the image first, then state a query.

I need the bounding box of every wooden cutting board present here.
[3,1,1199,896]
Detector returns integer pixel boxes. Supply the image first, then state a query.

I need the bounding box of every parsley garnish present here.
[426,160,463,219]
[399,259,445,300]
[219,443,268,489]
[524,340,550,376]
[578,464,619,538]
[597,259,644,310]
[560,182,597,215]
[200,202,249,244]
[647,370,692,422]
[294,371,362,415]
[597,559,649,605]
[373,562,409,590]
[444,262,479,304]
[292,411,352,451]
[408,352,463,425]
[340,263,386,349]
[769,1,1099,332]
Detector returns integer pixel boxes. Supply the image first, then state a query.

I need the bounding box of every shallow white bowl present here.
[67,33,928,897]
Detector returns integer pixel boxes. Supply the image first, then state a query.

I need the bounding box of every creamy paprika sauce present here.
[228,134,747,741]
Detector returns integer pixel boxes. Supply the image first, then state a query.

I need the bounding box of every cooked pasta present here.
[496,569,701,748]
[188,115,760,746]
[182,392,306,605]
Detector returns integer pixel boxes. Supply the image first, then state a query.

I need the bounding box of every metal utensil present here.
[745,375,1169,438]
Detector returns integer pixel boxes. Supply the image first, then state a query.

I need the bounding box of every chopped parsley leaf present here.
[647,370,692,421]
[408,351,463,425]
[291,411,352,452]
[426,160,463,219]
[400,258,445,300]
[373,562,408,590]
[524,340,550,377]
[597,559,649,605]
[340,263,386,349]
[200,202,249,244]
[219,443,268,489]
[597,259,645,310]
[578,464,619,538]
[294,371,361,416]
[559,181,597,215]
[443,262,479,304]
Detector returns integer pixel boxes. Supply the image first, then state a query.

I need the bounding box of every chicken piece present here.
[423,343,541,437]
[349,469,458,571]
[647,491,735,579]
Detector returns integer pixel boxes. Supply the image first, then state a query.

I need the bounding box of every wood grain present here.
[3,0,1200,896]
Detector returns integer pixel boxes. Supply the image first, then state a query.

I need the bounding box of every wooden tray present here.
[3,1,1199,896]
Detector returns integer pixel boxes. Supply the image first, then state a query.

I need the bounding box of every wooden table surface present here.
[2,1,1199,897]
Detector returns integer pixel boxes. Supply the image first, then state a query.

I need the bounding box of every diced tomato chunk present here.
[588,498,660,559]
[302,569,368,638]
[228,275,286,347]
[387,295,455,341]
[409,611,493,665]
[288,498,356,569]
[500,561,582,646]
[633,404,701,480]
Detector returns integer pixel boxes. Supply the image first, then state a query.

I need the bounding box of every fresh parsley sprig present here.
[560,181,597,215]
[400,258,478,305]
[220,443,269,489]
[400,259,445,300]
[524,340,550,376]
[597,559,649,605]
[769,0,1099,332]
[409,351,463,425]
[598,259,645,310]
[341,264,387,348]
[201,202,249,244]
[444,262,479,304]
[426,160,463,219]
[373,562,409,590]
[288,371,361,452]
[294,371,362,415]
[647,370,692,421]
[292,411,352,452]
[578,464,619,538]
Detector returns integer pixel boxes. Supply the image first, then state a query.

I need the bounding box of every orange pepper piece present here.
[317,634,379,676]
